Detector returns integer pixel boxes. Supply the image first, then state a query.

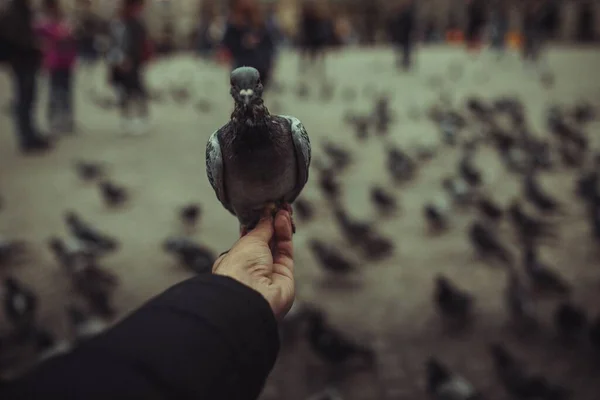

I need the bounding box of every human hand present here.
[212,210,295,320]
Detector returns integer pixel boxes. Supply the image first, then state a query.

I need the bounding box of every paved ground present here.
[1,46,600,399]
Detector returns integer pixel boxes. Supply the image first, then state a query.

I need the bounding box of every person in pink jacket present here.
[37,0,77,134]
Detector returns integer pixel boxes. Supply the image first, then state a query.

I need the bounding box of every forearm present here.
[1,275,280,400]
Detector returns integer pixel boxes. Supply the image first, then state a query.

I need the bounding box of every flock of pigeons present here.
[2,57,600,400]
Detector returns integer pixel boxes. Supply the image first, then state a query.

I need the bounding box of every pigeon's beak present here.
[240,89,254,107]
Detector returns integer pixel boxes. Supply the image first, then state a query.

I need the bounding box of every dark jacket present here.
[0,1,41,67]
[222,22,275,73]
[0,275,280,400]
[124,16,148,68]
[389,5,416,44]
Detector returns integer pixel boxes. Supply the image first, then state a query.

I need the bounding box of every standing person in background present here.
[0,0,51,154]
[388,0,416,71]
[221,0,276,89]
[465,0,487,52]
[37,0,78,135]
[75,0,101,83]
[107,0,152,136]
[363,1,379,45]
[298,0,331,76]
[196,0,218,58]
[577,0,595,43]
[522,0,546,66]
[489,0,509,58]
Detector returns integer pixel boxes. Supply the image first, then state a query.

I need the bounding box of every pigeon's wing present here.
[279,115,311,201]
[206,128,235,215]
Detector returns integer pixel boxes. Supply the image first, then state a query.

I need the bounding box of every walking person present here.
[221,0,276,89]
[0,0,51,154]
[489,0,509,58]
[107,0,152,136]
[388,0,416,71]
[298,0,331,77]
[465,0,487,53]
[74,0,102,91]
[37,0,78,135]
[522,0,546,67]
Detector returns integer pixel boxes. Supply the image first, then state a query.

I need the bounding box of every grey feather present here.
[279,115,312,201]
[206,127,234,215]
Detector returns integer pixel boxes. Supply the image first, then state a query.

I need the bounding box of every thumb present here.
[245,214,274,244]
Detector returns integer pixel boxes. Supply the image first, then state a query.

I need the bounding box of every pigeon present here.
[477,196,504,221]
[163,237,216,274]
[74,160,105,181]
[424,202,449,232]
[554,302,587,341]
[442,177,473,206]
[48,236,96,274]
[372,96,393,134]
[65,211,119,253]
[67,305,109,342]
[99,180,128,207]
[490,343,568,399]
[524,172,562,214]
[361,234,394,261]
[466,97,491,120]
[522,240,570,296]
[0,237,28,266]
[572,101,595,124]
[293,198,315,222]
[318,169,341,201]
[170,85,190,104]
[296,82,310,99]
[322,142,351,171]
[306,309,374,366]
[180,204,202,225]
[309,240,356,275]
[575,170,599,203]
[3,277,37,331]
[333,209,374,245]
[505,271,537,329]
[469,221,513,266]
[350,115,370,140]
[458,153,482,186]
[386,147,416,183]
[195,99,212,114]
[508,202,556,243]
[205,67,311,236]
[370,187,397,214]
[434,275,473,323]
[426,358,481,400]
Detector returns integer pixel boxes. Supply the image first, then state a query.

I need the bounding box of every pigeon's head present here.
[230,67,263,108]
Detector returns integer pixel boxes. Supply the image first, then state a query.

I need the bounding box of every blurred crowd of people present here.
[0,0,597,156]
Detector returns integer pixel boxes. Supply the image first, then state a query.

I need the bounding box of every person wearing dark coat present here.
[465,0,487,50]
[222,0,276,89]
[522,0,546,63]
[1,210,295,400]
[0,0,51,153]
[388,1,416,70]
[298,0,331,75]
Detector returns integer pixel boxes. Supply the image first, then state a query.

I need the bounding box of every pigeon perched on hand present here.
[206,67,311,236]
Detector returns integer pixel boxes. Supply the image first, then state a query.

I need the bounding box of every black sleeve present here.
[222,23,242,56]
[1,275,280,400]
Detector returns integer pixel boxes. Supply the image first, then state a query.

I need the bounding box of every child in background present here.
[37,0,78,134]
[107,0,151,136]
